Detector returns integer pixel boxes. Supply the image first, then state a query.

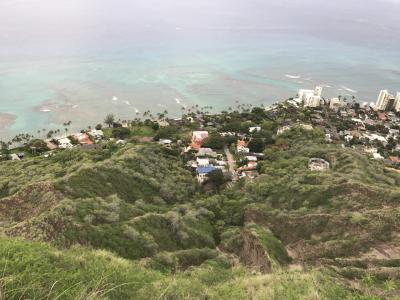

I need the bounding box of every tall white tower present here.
[394,92,400,112]
[376,90,389,111]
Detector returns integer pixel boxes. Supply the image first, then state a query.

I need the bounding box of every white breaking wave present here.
[135,108,140,114]
[124,101,131,106]
[285,74,301,79]
[40,109,51,112]
[175,98,181,104]
[112,96,118,101]
[72,105,79,109]
[342,86,358,93]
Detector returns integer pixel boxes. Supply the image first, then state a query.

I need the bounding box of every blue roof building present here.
[196,165,216,183]
[196,165,216,174]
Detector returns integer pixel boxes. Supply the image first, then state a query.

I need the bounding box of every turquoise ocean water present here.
[1,0,400,139]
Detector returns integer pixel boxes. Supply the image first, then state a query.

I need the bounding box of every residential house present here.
[197,148,217,158]
[329,98,344,111]
[345,134,354,143]
[378,112,387,121]
[362,133,388,145]
[157,120,170,128]
[237,161,258,177]
[388,129,399,137]
[116,140,126,145]
[196,157,210,167]
[74,133,93,145]
[237,140,249,153]
[88,129,104,141]
[215,160,227,167]
[191,131,209,150]
[373,153,384,160]
[363,147,378,154]
[245,156,258,162]
[58,137,74,149]
[46,141,58,151]
[277,124,312,135]
[220,132,235,137]
[159,139,172,146]
[389,156,400,165]
[196,165,216,183]
[249,127,261,133]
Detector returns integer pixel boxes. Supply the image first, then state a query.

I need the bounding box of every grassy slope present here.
[1,133,400,298]
[1,144,215,261]
[232,129,400,295]
[0,237,365,300]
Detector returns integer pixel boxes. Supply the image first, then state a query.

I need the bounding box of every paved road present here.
[224,146,237,179]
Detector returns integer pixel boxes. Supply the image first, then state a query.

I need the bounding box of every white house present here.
[159,139,172,145]
[362,133,388,145]
[363,147,378,154]
[373,153,384,160]
[58,137,74,149]
[246,156,258,162]
[196,157,210,167]
[197,148,217,158]
[344,135,354,143]
[249,127,261,133]
[88,129,104,141]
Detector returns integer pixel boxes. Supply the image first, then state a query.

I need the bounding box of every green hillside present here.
[1,126,400,299]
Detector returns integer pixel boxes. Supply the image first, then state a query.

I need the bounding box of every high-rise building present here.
[296,86,323,108]
[314,86,323,97]
[394,92,400,112]
[376,90,390,111]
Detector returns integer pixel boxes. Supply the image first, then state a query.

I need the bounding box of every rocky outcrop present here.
[241,228,272,273]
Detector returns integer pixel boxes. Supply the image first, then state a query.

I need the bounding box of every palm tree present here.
[104,114,115,127]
